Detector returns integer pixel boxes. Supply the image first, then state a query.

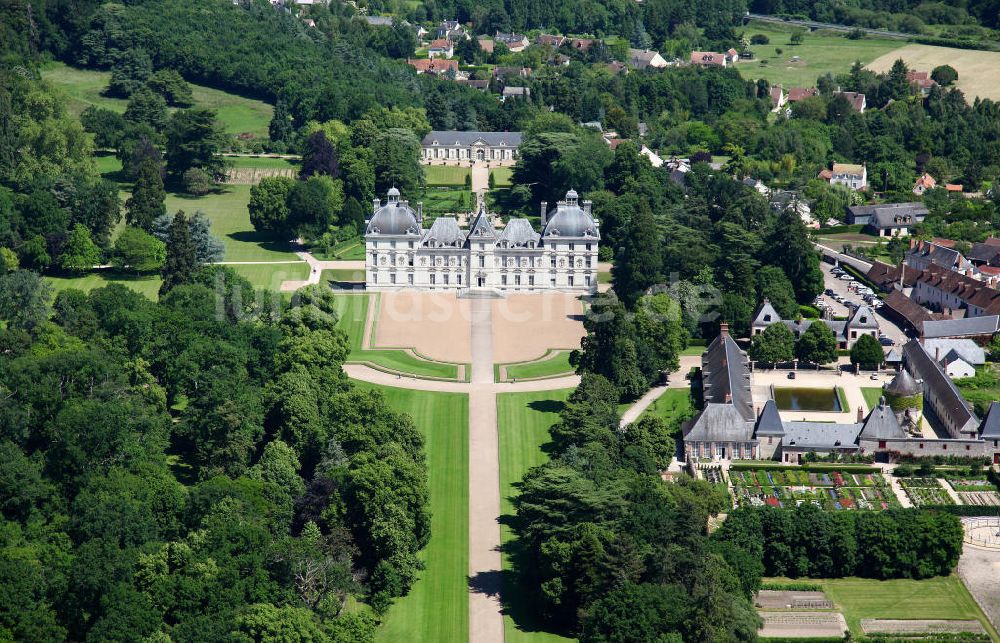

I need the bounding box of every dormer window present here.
[763,315,771,322]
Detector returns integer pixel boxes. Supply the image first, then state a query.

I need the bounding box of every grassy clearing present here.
[497,390,576,643]
[861,386,884,411]
[352,383,470,643]
[165,185,298,262]
[820,576,998,639]
[597,271,612,284]
[313,237,365,261]
[332,293,464,380]
[424,165,471,187]
[739,25,900,88]
[491,166,514,187]
[44,271,163,300]
[422,187,473,216]
[502,351,574,382]
[867,43,1000,102]
[42,62,273,136]
[226,262,309,290]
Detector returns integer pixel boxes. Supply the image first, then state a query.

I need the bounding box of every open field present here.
[868,44,1000,102]
[424,165,471,186]
[820,576,998,639]
[44,271,162,300]
[334,293,465,380]
[352,383,469,643]
[42,62,273,137]
[224,156,300,170]
[739,25,900,89]
[227,262,309,290]
[497,390,576,643]
[165,185,298,262]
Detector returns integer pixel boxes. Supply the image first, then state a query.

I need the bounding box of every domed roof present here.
[884,368,921,397]
[541,190,600,239]
[366,189,421,236]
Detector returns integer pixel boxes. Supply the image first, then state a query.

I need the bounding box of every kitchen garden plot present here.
[730,467,900,510]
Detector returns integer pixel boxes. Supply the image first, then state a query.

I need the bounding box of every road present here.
[819,261,908,347]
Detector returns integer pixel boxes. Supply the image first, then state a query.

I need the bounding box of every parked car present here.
[825,288,835,296]
[787,372,796,379]
[839,274,854,281]
[870,373,880,380]
[879,337,895,346]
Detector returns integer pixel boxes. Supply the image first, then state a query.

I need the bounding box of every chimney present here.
[724,392,732,403]
[417,202,423,225]
[540,201,548,226]
[373,197,381,213]
[857,406,864,422]
[583,199,592,215]
[720,321,730,338]
[935,346,941,361]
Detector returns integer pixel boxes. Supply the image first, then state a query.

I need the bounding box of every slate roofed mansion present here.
[364,188,599,293]
[421,130,522,163]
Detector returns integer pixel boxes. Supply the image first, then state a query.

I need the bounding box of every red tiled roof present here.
[407,58,458,74]
[690,51,726,66]
[429,38,452,49]
[787,87,818,102]
[946,183,964,192]
[915,265,1000,314]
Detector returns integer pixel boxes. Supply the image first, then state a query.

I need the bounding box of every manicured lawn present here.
[332,293,465,380]
[227,262,309,290]
[861,386,884,412]
[321,268,365,284]
[314,237,365,261]
[497,389,576,643]
[821,576,998,639]
[639,388,694,430]
[597,271,611,284]
[165,185,298,262]
[424,165,471,187]
[225,156,300,170]
[491,166,513,187]
[352,383,470,643]
[42,62,273,136]
[44,271,163,300]
[740,24,900,89]
[681,345,706,356]
[422,187,473,215]
[502,351,574,382]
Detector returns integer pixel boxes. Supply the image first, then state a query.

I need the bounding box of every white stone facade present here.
[365,189,599,293]
[420,131,521,163]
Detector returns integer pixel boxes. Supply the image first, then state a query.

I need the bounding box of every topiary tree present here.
[750,322,795,364]
[850,334,884,370]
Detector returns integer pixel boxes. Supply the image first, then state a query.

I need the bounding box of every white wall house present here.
[421,131,521,163]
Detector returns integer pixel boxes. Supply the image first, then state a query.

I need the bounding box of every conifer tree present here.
[126,158,166,231]
[159,210,197,296]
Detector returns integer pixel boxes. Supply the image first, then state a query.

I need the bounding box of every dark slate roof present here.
[467,204,497,240]
[541,200,600,239]
[498,218,540,247]
[903,338,979,434]
[884,368,920,396]
[751,299,781,327]
[701,333,754,422]
[969,238,1000,264]
[683,404,754,443]
[923,339,986,366]
[781,422,862,450]
[754,399,785,436]
[906,241,966,270]
[980,402,1000,439]
[848,305,879,329]
[885,348,902,363]
[421,130,522,147]
[422,217,464,247]
[849,202,928,220]
[366,192,422,236]
[860,399,907,441]
[922,315,1000,338]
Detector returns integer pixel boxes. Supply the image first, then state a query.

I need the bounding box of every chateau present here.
[364,188,600,293]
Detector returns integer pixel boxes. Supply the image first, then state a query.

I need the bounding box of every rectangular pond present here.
[773,387,844,412]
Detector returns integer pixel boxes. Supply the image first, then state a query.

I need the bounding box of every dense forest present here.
[750,0,1000,30]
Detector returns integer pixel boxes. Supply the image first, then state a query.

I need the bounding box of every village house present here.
[495,31,529,52]
[905,239,973,274]
[835,91,866,112]
[501,86,530,101]
[421,130,521,163]
[821,163,866,191]
[751,299,880,349]
[476,36,494,54]
[628,48,667,70]
[689,51,727,67]
[407,58,459,76]
[365,188,599,292]
[921,338,985,379]
[907,70,938,96]
[913,172,936,195]
[969,237,1000,267]
[846,202,927,237]
[912,264,1000,317]
[492,66,531,82]
[535,34,566,48]
[569,38,595,52]
[769,85,787,112]
[427,38,454,59]
[786,87,818,103]
[436,20,469,40]
[455,78,489,91]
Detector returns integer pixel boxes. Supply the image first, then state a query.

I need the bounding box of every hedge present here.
[760,580,823,591]
[910,36,996,51]
[924,504,1000,516]
[816,224,865,235]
